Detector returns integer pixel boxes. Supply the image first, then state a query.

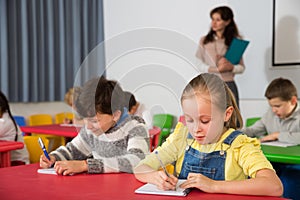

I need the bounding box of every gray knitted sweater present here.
[50,115,149,173]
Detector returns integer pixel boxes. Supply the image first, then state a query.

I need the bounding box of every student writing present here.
[134,73,283,196]
[243,77,300,144]
[243,77,300,199]
[40,76,149,175]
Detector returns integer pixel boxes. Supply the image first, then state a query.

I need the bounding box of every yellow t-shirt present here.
[138,122,274,180]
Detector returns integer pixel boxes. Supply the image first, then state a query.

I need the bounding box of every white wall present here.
[14,1,297,125]
[102,0,300,123]
[274,0,300,64]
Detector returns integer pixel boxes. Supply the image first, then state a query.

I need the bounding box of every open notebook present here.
[37,168,57,175]
[261,141,298,147]
[135,179,191,196]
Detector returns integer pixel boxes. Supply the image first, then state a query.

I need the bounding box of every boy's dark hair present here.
[124,91,137,112]
[75,76,126,118]
[265,77,298,101]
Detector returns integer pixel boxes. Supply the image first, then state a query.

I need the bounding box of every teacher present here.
[196,6,245,108]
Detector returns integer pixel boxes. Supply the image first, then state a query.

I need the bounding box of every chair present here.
[148,127,161,152]
[152,114,174,147]
[13,116,26,136]
[178,115,186,125]
[28,114,65,151]
[24,136,49,164]
[28,114,53,126]
[13,115,26,126]
[246,117,261,127]
[55,112,74,124]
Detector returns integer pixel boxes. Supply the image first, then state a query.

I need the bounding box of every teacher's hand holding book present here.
[217,57,234,72]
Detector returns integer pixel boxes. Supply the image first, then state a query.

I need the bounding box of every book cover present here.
[225,38,250,65]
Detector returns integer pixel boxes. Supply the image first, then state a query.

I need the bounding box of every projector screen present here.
[272,0,300,66]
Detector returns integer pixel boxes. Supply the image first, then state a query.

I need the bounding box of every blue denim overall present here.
[178,130,242,180]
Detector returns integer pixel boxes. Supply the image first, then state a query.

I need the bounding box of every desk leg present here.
[0,152,11,168]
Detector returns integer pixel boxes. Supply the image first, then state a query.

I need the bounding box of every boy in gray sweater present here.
[243,77,300,199]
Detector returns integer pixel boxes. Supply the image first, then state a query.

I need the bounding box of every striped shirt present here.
[50,115,149,173]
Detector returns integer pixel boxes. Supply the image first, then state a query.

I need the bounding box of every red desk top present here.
[20,124,81,137]
[0,164,286,200]
[0,140,24,152]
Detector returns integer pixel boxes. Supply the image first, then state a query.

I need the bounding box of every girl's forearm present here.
[213,170,283,196]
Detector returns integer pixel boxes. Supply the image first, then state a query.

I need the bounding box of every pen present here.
[154,151,170,177]
[38,137,51,160]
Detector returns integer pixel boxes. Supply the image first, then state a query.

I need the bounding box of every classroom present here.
[0,0,299,199]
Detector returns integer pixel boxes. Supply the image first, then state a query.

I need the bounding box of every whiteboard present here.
[273,0,300,66]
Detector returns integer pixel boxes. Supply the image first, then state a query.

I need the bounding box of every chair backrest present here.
[55,112,74,124]
[246,117,261,127]
[28,114,53,126]
[152,114,174,129]
[13,116,26,127]
[13,115,27,136]
[178,115,186,125]
[28,114,65,151]
[152,114,174,147]
[24,136,49,164]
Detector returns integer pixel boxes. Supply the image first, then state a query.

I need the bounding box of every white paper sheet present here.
[37,168,57,175]
[261,141,298,147]
[135,179,191,196]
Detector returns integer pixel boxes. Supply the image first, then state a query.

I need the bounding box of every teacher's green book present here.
[225,38,249,65]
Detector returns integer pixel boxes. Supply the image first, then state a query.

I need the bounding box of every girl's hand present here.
[152,171,178,191]
[180,173,216,193]
[54,160,88,176]
[40,154,56,168]
[134,164,178,190]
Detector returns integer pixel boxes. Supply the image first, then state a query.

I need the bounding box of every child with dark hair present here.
[0,91,29,165]
[124,91,139,115]
[123,91,151,128]
[40,76,149,175]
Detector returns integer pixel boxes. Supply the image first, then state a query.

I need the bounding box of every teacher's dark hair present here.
[203,6,240,47]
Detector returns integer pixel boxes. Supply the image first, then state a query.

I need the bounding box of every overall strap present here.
[223,130,242,145]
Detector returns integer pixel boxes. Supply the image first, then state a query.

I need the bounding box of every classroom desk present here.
[0,140,24,168]
[20,124,81,138]
[261,144,300,164]
[0,164,286,200]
